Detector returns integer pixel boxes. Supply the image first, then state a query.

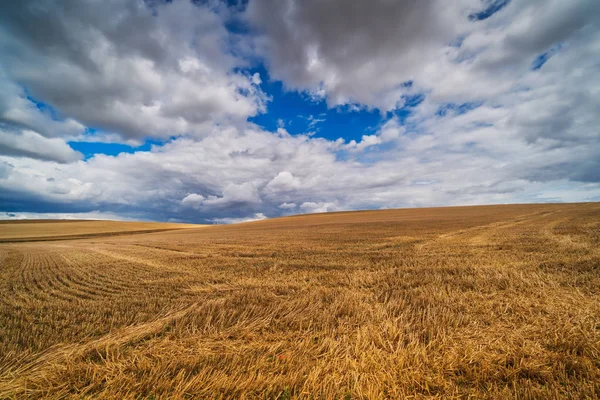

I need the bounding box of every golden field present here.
[0,203,599,399]
[0,220,198,242]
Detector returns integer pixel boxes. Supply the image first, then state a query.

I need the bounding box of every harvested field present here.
[0,203,599,399]
[0,220,198,242]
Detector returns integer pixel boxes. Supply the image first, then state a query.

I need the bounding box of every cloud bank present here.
[1,0,599,222]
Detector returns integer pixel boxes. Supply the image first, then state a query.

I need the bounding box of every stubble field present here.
[0,203,599,399]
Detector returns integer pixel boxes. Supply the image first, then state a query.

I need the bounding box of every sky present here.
[0,0,599,223]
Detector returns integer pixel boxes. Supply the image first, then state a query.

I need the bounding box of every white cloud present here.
[279,202,297,209]
[0,210,132,221]
[265,171,301,192]
[1,116,599,223]
[299,201,341,214]
[344,135,382,152]
[210,212,268,224]
[181,193,206,208]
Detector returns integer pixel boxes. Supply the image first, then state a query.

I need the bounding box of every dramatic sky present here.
[1,0,599,223]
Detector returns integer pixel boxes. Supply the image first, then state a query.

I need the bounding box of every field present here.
[0,203,599,399]
[0,220,198,242]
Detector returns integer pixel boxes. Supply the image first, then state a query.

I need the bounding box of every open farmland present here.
[0,220,198,242]
[0,203,599,399]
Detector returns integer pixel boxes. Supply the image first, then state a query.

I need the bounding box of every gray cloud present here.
[246,0,479,109]
[247,0,600,107]
[0,0,266,141]
[0,127,82,163]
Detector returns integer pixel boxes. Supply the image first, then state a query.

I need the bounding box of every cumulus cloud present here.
[299,201,341,214]
[265,171,301,192]
[1,116,599,223]
[247,0,600,109]
[246,0,478,109]
[210,212,268,224]
[344,135,382,152]
[0,0,266,141]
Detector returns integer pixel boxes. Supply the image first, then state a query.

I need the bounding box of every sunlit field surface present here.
[1,203,599,399]
[0,220,198,242]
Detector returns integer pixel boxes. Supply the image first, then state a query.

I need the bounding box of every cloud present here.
[0,0,599,223]
[182,182,262,210]
[265,171,301,192]
[247,0,600,109]
[0,128,82,163]
[210,212,268,224]
[344,135,382,152]
[181,193,206,208]
[299,201,341,214]
[0,0,267,141]
[1,117,599,223]
[246,0,479,109]
[0,77,87,139]
[0,210,132,221]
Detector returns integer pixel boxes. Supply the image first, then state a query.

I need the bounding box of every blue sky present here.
[68,140,159,159]
[249,65,384,142]
[66,63,420,160]
[55,60,430,160]
[1,0,599,222]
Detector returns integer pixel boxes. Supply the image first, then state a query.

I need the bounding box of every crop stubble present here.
[0,203,599,398]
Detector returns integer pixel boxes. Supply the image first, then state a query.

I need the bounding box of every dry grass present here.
[0,220,199,242]
[0,203,599,399]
